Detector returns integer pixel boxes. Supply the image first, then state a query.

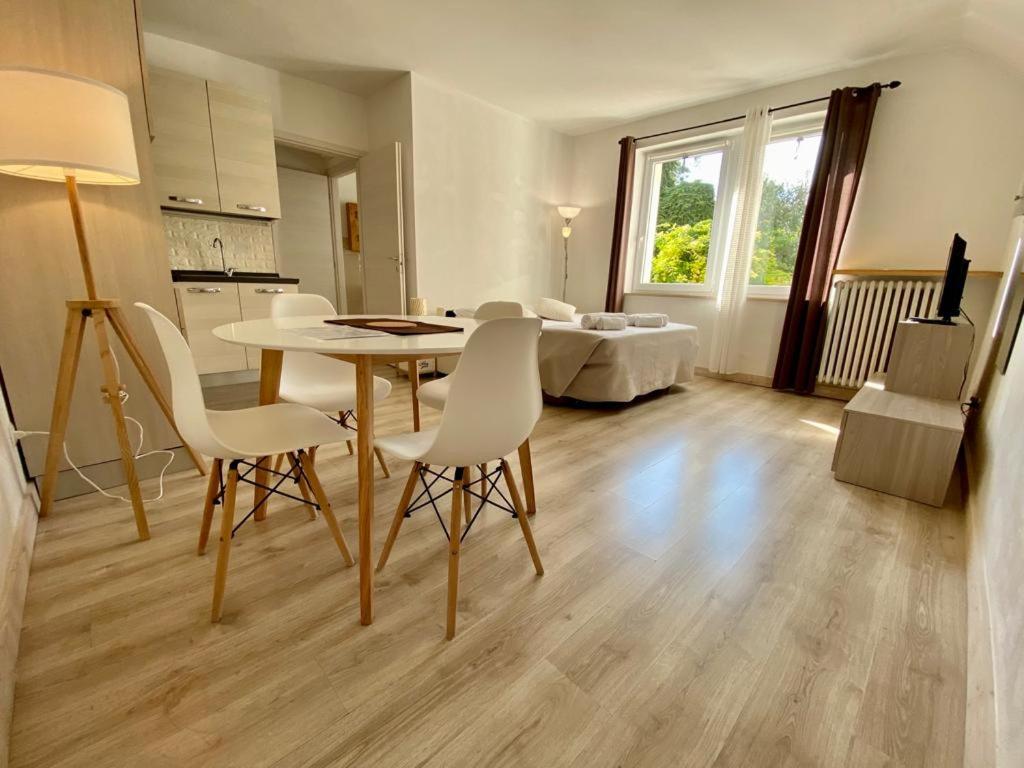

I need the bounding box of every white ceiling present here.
[142,0,1022,135]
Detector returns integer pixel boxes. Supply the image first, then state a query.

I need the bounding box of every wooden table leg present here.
[517,439,537,516]
[355,355,375,625]
[254,348,284,521]
[408,359,421,432]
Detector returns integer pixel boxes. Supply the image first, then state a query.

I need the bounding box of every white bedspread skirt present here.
[539,319,699,402]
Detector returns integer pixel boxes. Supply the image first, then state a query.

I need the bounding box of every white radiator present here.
[817,279,940,388]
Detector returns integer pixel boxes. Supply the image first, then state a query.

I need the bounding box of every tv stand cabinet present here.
[831,319,971,507]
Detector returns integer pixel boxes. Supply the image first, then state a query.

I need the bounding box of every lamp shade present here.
[0,67,139,185]
[557,205,581,220]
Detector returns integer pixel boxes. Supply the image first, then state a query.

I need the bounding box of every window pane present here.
[750,134,821,286]
[648,149,723,284]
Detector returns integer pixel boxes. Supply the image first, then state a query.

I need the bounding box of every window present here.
[748,127,822,292]
[633,140,731,294]
[629,116,823,299]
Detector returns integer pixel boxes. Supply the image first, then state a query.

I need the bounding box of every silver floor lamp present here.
[557,205,581,302]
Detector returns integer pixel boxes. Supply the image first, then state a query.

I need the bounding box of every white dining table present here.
[212,313,479,625]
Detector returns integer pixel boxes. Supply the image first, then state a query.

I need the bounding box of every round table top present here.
[212,314,479,357]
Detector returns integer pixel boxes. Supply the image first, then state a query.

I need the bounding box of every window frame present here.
[629,134,736,298]
[746,115,825,300]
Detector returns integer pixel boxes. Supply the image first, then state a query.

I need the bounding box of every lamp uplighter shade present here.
[0,67,139,185]
[557,205,581,220]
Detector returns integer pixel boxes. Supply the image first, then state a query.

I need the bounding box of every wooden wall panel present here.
[0,0,181,477]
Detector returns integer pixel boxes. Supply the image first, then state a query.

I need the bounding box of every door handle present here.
[236,203,268,213]
[168,195,203,205]
[187,287,222,294]
[254,287,285,294]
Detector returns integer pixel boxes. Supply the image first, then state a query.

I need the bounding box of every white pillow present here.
[536,297,576,322]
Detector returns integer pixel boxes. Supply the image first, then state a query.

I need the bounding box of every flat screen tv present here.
[917,233,970,324]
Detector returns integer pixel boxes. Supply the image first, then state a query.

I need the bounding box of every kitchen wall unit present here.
[150,67,281,219]
[173,279,297,374]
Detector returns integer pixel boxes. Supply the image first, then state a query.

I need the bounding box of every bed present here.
[538,316,699,403]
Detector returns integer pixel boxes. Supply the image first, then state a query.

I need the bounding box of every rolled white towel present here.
[627,313,670,328]
[580,312,627,331]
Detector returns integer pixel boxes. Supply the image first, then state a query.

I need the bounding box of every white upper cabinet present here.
[207,82,281,220]
[149,70,281,220]
[149,68,221,213]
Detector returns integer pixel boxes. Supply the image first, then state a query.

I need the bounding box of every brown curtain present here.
[772,84,882,393]
[604,136,637,312]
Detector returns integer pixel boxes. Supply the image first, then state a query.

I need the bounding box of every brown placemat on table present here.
[324,317,464,336]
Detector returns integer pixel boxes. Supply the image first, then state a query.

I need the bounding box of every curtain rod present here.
[635,80,901,143]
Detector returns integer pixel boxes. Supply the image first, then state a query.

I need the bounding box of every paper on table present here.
[285,326,390,341]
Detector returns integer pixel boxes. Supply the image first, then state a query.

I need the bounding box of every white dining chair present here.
[415,301,525,411]
[414,301,538,519]
[271,293,392,477]
[136,302,356,622]
[375,317,544,639]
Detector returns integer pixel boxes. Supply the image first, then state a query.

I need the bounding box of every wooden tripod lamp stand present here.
[0,67,205,540]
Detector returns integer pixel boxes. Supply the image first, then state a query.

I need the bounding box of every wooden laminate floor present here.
[10,375,966,767]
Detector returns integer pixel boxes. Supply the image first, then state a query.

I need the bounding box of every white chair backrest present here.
[475,301,524,321]
[424,317,542,467]
[134,302,226,457]
[271,293,356,392]
[271,292,336,319]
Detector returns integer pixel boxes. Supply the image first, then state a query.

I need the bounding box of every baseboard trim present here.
[1,493,38,768]
[695,368,773,388]
[963,440,997,768]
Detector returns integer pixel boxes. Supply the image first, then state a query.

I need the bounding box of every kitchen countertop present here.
[171,270,299,285]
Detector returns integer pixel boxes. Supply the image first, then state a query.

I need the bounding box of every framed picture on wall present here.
[996,262,1024,373]
[345,202,361,252]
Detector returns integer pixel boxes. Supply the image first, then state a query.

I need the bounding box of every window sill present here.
[746,291,791,301]
[627,286,715,300]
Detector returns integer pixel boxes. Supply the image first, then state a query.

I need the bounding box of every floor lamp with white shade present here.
[0,67,206,539]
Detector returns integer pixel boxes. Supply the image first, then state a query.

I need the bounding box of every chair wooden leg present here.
[198,458,223,555]
[377,462,421,571]
[285,451,317,520]
[517,439,537,516]
[501,460,543,576]
[374,446,391,478]
[446,468,466,640]
[299,450,354,566]
[273,453,285,476]
[211,465,239,622]
[346,440,354,455]
[462,466,473,525]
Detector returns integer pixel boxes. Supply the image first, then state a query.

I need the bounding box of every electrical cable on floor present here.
[12,349,175,504]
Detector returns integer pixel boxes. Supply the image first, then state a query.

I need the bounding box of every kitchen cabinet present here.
[208,82,282,219]
[237,283,295,369]
[149,69,281,219]
[149,68,221,213]
[174,280,297,374]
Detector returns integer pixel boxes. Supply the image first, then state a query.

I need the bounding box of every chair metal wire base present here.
[209,452,320,538]
[405,464,517,543]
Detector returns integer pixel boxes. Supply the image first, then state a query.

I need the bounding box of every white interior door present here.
[357,142,406,313]
[275,167,338,307]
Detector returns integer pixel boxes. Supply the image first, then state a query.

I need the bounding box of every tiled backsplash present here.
[163,212,277,273]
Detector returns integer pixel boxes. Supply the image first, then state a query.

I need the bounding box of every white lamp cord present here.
[13,350,175,504]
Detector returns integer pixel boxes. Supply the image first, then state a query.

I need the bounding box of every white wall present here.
[144,33,368,153]
[334,172,363,312]
[567,47,1024,379]
[409,74,572,309]
[1,387,37,766]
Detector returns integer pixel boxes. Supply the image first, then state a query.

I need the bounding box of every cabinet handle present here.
[254,287,285,294]
[168,195,204,205]
[236,203,268,213]
[187,287,222,294]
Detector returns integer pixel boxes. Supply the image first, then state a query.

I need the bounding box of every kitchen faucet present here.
[212,237,234,276]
